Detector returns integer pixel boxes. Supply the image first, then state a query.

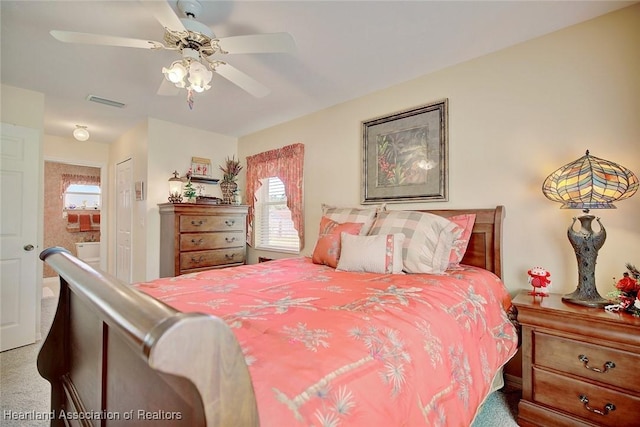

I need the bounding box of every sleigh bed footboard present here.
[38,247,259,427]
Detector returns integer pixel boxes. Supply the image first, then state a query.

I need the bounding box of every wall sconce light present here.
[168,171,183,203]
[73,125,90,141]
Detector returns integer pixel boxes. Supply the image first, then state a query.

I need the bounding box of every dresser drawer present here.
[533,367,639,426]
[179,215,245,232]
[534,331,639,391]
[180,248,245,271]
[180,232,244,251]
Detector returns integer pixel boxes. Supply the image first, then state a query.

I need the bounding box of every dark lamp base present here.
[562,290,610,308]
[563,214,610,308]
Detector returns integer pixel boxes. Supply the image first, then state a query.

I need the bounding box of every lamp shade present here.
[73,125,90,141]
[168,171,183,203]
[542,150,638,210]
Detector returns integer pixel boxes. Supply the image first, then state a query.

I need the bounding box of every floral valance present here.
[61,173,101,197]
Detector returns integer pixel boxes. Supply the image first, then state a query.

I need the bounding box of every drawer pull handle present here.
[191,220,205,226]
[190,256,204,263]
[579,395,616,416]
[225,253,236,260]
[191,238,204,245]
[225,219,236,227]
[578,355,615,373]
[225,237,237,243]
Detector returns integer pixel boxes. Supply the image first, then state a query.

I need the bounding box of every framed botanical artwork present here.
[191,156,212,178]
[361,99,448,204]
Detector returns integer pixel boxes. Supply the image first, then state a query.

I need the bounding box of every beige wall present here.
[108,118,238,282]
[239,5,640,297]
[145,118,237,280]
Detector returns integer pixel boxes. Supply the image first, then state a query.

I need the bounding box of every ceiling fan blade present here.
[50,30,164,49]
[139,0,186,32]
[216,33,296,54]
[214,63,270,98]
[157,78,180,96]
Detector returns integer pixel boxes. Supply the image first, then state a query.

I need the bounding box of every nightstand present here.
[513,291,640,427]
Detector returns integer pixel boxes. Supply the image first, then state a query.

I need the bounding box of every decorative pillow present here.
[368,211,461,274]
[336,233,405,274]
[311,216,364,268]
[321,203,385,235]
[448,214,476,268]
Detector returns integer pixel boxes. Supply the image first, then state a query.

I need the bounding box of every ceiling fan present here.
[50,0,296,107]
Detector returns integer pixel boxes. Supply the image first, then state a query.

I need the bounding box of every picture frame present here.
[190,156,212,178]
[135,181,144,201]
[362,99,448,204]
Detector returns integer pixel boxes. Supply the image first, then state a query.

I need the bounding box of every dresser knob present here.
[191,238,204,245]
[579,395,616,416]
[578,354,615,373]
[191,220,205,226]
[225,253,236,260]
[224,219,236,227]
[225,237,237,243]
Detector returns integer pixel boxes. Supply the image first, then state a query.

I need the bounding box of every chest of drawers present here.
[513,292,640,427]
[159,203,248,277]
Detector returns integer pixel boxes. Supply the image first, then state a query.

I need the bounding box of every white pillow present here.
[368,210,461,274]
[336,232,405,274]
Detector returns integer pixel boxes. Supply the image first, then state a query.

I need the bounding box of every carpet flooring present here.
[1,297,520,426]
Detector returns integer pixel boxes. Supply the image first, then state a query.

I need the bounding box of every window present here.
[64,184,101,210]
[254,177,300,252]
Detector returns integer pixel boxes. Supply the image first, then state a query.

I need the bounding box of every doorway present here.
[42,161,105,295]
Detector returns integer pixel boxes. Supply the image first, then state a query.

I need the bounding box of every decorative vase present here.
[220,180,237,204]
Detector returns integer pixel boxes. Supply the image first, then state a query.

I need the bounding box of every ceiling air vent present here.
[86,95,126,108]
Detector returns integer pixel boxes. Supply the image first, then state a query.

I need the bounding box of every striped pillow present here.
[321,203,385,235]
[368,211,461,274]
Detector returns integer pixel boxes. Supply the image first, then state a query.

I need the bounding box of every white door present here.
[116,159,132,283]
[0,124,39,351]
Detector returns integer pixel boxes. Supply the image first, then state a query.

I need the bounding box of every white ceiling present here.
[1,1,634,144]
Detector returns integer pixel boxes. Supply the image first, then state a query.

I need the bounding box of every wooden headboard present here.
[424,205,505,278]
[38,205,505,427]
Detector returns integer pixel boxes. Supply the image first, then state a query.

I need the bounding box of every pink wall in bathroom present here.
[43,161,100,278]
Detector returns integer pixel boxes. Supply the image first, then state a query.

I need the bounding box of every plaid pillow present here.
[368,211,461,274]
[321,203,385,235]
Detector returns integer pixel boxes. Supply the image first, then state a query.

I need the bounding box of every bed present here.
[38,206,517,426]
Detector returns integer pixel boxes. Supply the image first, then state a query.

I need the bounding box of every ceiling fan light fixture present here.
[162,61,187,85]
[187,61,212,93]
[73,125,90,141]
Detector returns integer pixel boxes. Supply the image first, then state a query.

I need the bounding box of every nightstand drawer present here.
[180,248,245,270]
[180,215,244,232]
[534,331,639,391]
[180,232,244,251]
[533,367,639,426]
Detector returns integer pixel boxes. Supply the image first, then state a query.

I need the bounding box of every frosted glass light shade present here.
[73,126,89,141]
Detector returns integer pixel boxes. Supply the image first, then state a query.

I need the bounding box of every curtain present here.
[246,143,304,248]
[60,173,101,197]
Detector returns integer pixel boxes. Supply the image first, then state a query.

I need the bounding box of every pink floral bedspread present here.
[136,257,518,427]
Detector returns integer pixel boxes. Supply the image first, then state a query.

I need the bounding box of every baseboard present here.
[505,373,522,390]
